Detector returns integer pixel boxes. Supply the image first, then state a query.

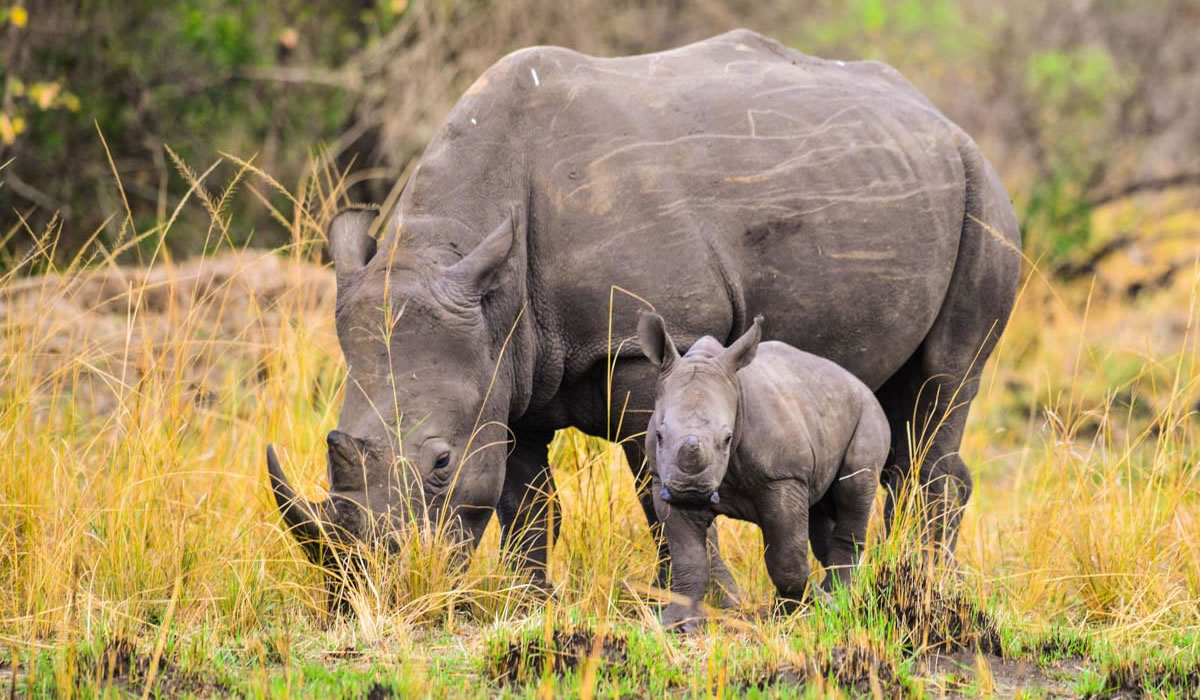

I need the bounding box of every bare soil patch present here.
[746,640,910,698]
[923,650,1087,699]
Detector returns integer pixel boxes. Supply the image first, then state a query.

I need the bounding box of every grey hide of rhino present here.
[638,312,889,631]
[265,29,1021,605]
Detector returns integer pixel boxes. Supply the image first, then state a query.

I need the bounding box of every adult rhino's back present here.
[497,31,972,388]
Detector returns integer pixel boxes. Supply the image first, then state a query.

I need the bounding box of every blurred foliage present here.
[1,0,1197,269]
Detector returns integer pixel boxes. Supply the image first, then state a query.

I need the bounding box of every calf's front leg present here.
[654,485,714,632]
[756,479,817,614]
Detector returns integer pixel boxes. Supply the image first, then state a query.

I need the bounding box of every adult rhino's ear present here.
[722,315,763,371]
[637,311,680,369]
[328,208,378,280]
[449,205,522,297]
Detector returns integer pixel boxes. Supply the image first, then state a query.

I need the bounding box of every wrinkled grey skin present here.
[639,313,888,631]
[266,29,1021,595]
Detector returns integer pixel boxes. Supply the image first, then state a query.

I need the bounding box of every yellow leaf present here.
[8,77,24,97]
[277,27,298,50]
[390,0,407,14]
[9,6,27,27]
[29,81,60,110]
[0,114,14,145]
[59,93,81,112]
[11,115,25,135]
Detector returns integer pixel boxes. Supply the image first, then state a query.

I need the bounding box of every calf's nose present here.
[676,435,707,474]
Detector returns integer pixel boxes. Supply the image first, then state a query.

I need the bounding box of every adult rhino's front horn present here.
[266,444,331,552]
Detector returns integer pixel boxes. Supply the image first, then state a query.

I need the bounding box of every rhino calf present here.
[638,312,889,631]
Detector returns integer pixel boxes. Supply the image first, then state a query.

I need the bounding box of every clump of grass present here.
[485,625,629,686]
[1086,656,1200,699]
[860,554,1002,655]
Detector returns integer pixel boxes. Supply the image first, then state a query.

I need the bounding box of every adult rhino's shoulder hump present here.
[705,28,794,58]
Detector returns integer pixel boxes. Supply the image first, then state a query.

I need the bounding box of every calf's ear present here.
[328,208,379,279]
[722,315,763,371]
[637,311,680,369]
[450,204,522,297]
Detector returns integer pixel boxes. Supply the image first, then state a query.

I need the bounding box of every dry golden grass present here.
[1,155,1198,697]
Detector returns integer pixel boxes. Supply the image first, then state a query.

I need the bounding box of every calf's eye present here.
[434,452,452,471]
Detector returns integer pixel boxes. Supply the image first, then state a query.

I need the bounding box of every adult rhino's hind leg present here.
[877,141,1021,558]
[498,429,560,591]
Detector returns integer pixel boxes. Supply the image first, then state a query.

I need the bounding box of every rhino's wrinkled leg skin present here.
[705,524,741,608]
[497,429,560,591]
[653,491,714,633]
[877,356,973,562]
[877,146,1020,559]
[822,420,887,592]
[808,498,836,571]
[756,479,814,614]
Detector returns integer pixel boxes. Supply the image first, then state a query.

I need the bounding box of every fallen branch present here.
[1089,171,1200,207]
[1053,233,1137,281]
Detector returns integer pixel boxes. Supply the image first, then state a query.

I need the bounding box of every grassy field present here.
[1,158,1198,698]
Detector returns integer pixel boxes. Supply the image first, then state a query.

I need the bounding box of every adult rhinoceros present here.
[266,29,1021,592]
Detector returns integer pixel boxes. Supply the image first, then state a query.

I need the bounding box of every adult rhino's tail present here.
[874,133,1022,554]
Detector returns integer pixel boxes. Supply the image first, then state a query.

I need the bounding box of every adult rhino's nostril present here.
[326,430,366,458]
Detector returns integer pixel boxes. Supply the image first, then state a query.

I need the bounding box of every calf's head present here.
[638,313,763,506]
[268,207,521,558]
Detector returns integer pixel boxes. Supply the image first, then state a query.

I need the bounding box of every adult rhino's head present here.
[638,313,762,506]
[268,207,521,558]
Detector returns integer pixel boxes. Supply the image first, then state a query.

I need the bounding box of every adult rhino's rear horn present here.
[266,444,327,545]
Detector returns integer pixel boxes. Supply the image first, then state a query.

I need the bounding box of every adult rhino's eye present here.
[434,451,452,471]
[723,432,734,447]
[654,429,664,444]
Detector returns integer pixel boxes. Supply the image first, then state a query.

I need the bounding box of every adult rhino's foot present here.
[706,575,741,610]
[514,567,557,602]
[772,586,830,618]
[661,601,705,634]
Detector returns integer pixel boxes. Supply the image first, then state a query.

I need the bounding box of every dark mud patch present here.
[85,636,225,697]
[867,557,1002,654]
[924,650,1087,699]
[747,641,910,698]
[488,628,628,685]
[364,681,396,699]
[1085,659,1200,699]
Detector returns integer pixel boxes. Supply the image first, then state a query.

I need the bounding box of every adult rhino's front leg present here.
[497,429,559,592]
